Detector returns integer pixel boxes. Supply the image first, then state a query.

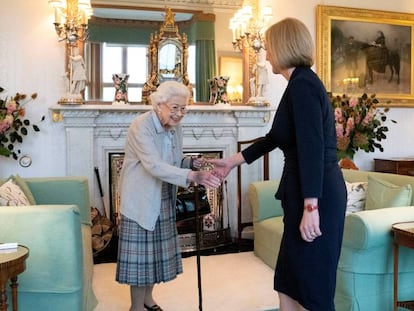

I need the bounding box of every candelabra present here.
[229,1,272,53]
[48,0,92,46]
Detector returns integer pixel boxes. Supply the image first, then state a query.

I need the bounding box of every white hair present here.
[150,81,190,108]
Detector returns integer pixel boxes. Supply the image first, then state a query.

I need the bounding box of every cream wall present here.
[1,0,414,178]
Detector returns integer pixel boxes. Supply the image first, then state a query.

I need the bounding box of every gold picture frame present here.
[316,5,414,107]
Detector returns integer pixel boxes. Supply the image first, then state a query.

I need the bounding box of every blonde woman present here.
[211,18,346,310]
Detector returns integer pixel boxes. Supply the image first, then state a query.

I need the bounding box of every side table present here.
[0,245,29,311]
[374,158,414,176]
[392,222,414,311]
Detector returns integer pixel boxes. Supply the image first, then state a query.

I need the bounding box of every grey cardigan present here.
[118,111,191,230]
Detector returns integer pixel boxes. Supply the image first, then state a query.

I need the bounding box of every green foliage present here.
[0,88,44,160]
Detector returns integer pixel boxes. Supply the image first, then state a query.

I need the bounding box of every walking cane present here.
[194,184,203,311]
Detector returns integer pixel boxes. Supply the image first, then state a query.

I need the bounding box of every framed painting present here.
[316,5,414,106]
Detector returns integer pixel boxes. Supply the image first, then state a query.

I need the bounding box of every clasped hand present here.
[189,158,232,189]
[206,158,232,181]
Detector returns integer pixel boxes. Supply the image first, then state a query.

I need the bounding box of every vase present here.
[337,150,354,161]
[112,73,129,104]
[337,151,358,170]
[208,76,229,104]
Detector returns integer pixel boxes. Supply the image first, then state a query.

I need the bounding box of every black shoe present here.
[144,303,163,311]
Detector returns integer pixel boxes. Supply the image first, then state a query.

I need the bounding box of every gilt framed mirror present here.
[142,7,193,104]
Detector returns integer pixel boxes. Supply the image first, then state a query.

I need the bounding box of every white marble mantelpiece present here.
[50,103,275,237]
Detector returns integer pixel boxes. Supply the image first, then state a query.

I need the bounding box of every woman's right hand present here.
[188,170,221,189]
[209,152,247,180]
[208,158,233,180]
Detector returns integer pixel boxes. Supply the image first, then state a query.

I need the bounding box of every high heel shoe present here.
[144,303,163,311]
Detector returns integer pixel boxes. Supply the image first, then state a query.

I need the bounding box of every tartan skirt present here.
[116,183,183,286]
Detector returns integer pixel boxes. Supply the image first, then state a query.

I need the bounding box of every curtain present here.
[196,40,216,102]
[185,21,217,102]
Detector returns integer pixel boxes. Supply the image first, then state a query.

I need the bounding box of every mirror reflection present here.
[85,6,217,103]
[159,41,182,81]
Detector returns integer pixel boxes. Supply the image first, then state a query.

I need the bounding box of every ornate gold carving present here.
[142,7,193,104]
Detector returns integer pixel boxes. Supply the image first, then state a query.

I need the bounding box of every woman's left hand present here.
[300,209,322,242]
[192,157,205,170]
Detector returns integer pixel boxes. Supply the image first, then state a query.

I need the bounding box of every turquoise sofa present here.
[248,169,414,311]
[0,176,97,311]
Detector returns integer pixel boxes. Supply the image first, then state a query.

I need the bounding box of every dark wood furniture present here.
[237,138,269,241]
[374,158,414,176]
[0,245,29,311]
[392,222,414,311]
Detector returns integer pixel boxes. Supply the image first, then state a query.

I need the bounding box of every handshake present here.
[188,157,233,189]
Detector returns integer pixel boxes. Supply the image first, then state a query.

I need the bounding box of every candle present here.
[54,8,59,23]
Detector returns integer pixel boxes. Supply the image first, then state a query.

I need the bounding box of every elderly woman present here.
[116,81,221,311]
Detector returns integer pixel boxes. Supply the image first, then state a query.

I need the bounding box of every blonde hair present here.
[149,81,190,108]
[265,17,314,69]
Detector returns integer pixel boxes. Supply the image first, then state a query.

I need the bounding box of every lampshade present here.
[48,0,65,8]
[78,0,91,9]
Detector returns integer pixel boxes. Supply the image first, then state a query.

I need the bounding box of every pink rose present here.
[345,117,354,136]
[5,100,17,114]
[334,108,342,121]
[349,97,358,108]
[335,123,344,138]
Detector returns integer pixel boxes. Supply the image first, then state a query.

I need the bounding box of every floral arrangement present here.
[0,86,44,160]
[330,93,396,159]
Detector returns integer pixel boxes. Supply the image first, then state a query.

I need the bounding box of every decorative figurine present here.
[59,46,87,104]
[112,73,129,105]
[208,76,230,105]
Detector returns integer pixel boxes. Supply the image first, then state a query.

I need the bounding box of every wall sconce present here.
[48,0,92,46]
[229,1,273,53]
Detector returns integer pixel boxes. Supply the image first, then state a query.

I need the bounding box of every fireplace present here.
[51,104,274,239]
[108,151,230,252]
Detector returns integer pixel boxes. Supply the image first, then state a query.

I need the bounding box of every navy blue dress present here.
[242,66,347,310]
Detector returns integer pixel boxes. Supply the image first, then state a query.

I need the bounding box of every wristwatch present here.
[304,204,319,212]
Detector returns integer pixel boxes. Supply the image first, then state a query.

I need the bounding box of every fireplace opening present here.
[107,151,232,253]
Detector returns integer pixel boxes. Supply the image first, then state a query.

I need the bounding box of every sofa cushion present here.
[342,169,414,205]
[25,177,92,225]
[0,177,34,206]
[345,181,368,214]
[253,216,284,269]
[0,175,36,206]
[365,175,412,210]
[248,180,283,223]
[12,174,37,205]
[340,206,414,274]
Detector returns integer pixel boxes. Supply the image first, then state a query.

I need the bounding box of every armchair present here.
[0,176,97,311]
